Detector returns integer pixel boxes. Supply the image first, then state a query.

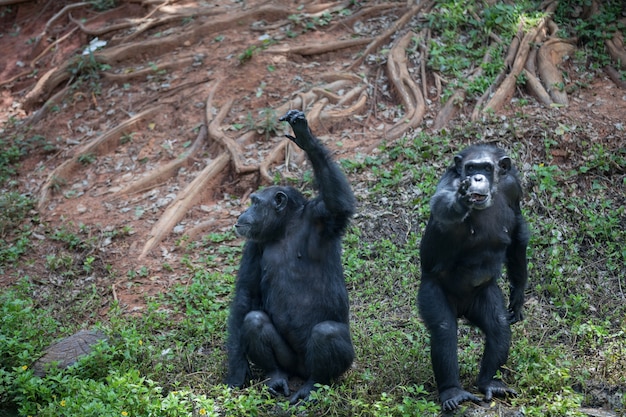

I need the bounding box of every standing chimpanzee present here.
[418,143,529,411]
[225,110,356,404]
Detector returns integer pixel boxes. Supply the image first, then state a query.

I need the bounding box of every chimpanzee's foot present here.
[266,370,290,397]
[288,379,316,405]
[479,379,517,401]
[440,387,481,411]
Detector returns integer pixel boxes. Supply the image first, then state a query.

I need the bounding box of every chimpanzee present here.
[225,110,356,404]
[418,143,529,411]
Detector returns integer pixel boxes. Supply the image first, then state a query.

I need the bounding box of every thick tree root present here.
[385,31,425,140]
[139,153,229,259]
[102,56,196,83]
[482,1,559,114]
[117,125,207,196]
[605,29,626,70]
[266,37,373,57]
[348,1,433,71]
[329,3,400,32]
[205,81,257,175]
[521,69,553,106]
[605,65,626,90]
[537,38,576,105]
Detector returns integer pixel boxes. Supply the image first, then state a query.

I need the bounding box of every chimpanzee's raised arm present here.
[280,110,355,222]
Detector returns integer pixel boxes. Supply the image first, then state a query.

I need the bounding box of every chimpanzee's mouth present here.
[471,193,487,202]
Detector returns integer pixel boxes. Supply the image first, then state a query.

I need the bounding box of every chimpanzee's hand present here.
[507,286,525,324]
[279,110,314,151]
[457,178,473,207]
[225,362,251,389]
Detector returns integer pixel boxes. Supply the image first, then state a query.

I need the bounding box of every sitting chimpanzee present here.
[418,144,529,411]
[225,110,355,404]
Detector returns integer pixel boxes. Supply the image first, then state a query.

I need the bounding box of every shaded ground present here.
[1,0,625,415]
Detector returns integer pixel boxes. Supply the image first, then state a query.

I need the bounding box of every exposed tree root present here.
[267,37,373,56]
[27,86,69,126]
[605,30,626,70]
[521,68,553,107]
[0,0,31,5]
[117,125,208,196]
[305,1,352,16]
[69,11,142,37]
[605,65,626,90]
[419,30,430,102]
[537,38,576,105]
[22,4,291,111]
[435,45,493,129]
[348,1,433,71]
[102,56,196,83]
[38,106,161,211]
[482,1,559,114]
[329,3,400,32]
[206,84,257,175]
[260,139,289,184]
[385,31,425,140]
[182,219,218,247]
[139,152,229,259]
[40,2,88,40]
[23,57,81,111]
[31,26,79,67]
[323,87,368,120]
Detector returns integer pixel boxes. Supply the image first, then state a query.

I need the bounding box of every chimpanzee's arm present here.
[280,110,355,225]
[225,242,262,387]
[505,211,529,324]
[430,170,472,225]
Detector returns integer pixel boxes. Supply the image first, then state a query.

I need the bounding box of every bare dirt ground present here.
[1,0,624,319]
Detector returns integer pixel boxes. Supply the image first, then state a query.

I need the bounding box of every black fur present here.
[418,144,529,411]
[225,110,355,404]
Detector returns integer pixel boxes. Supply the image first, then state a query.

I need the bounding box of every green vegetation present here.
[69,52,112,96]
[244,107,281,140]
[554,0,625,69]
[1,116,624,415]
[424,0,546,101]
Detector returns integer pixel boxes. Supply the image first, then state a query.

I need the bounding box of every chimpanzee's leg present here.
[242,310,298,395]
[466,283,517,401]
[418,278,481,411]
[288,320,354,404]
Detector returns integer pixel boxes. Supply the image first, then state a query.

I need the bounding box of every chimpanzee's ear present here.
[274,191,288,212]
[498,156,512,174]
[454,154,464,175]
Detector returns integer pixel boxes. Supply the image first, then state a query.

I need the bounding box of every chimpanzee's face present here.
[234,187,288,241]
[455,150,511,210]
